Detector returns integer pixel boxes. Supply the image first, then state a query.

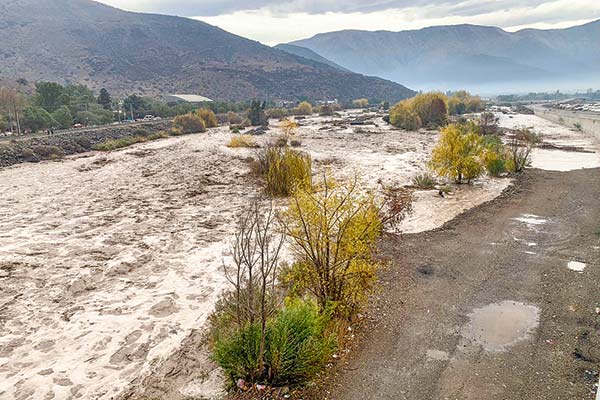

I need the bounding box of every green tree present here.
[97,88,112,110]
[22,106,56,132]
[51,106,73,129]
[248,100,268,126]
[75,104,113,126]
[34,82,66,112]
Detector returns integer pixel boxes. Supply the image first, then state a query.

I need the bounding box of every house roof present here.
[164,94,213,103]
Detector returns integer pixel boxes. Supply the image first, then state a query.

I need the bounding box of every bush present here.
[31,145,64,159]
[279,177,383,317]
[478,112,499,135]
[227,111,243,125]
[265,108,289,119]
[228,135,257,148]
[92,136,148,151]
[293,102,313,116]
[412,173,436,189]
[316,105,334,116]
[196,108,219,128]
[173,113,206,134]
[147,130,170,140]
[389,102,422,131]
[256,146,312,197]
[352,98,369,108]
[430,123,484,183]
[448,91,484,115]
[213,300,334,386]
[390,93,448,129]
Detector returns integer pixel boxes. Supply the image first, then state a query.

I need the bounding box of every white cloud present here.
[197,0,600,45]
[96,0,600,45]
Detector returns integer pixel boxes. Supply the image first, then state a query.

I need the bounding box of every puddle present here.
[513,214,547,226]
[461,301,540,352]
[567,261,586,273]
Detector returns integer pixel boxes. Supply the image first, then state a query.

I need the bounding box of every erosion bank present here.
[533,106,600,141]
[0,120,172,167]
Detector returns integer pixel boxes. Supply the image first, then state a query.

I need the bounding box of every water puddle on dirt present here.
[461,301,540,352]
[513,214,547,226]
[567,261,586,273]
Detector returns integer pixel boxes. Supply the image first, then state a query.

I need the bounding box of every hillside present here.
[290,21,600,92]
[0,0,414,101]
[274,44,350,72]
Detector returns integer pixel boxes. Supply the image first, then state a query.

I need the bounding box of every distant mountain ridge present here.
[289,20,600,92]
[274,44,350,72]
[0,0,415,101]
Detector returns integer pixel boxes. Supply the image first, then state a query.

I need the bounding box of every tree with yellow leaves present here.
[430,123,484,183]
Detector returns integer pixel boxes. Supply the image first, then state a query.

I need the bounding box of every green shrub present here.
[258,146,312,197]
[147,131,170,140]
[173,113,206,134]
[213,300,334,386]
[92,136,148,151]
[248,101,268,127]
[412,173,436,189]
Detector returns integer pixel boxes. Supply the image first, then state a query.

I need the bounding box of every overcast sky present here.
[97,0,600,45]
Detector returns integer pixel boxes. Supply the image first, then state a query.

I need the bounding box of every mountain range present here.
[0,0,414,101]
[287,21,600,93]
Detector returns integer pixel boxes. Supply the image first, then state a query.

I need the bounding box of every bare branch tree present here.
[222,199,284,376]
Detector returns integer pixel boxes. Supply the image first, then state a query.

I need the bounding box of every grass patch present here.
[254,146,312,197]
[93,136,148,151]
[412,173,436,189]
[227,134,257,148]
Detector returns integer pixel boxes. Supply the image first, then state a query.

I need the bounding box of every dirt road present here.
[323,168,600,400]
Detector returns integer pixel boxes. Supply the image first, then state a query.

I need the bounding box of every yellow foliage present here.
[294,102,313,116]
[196,108,219,128]
[227,134,257,148]
[352,98,369,108]
[389,102,421,131]
[259,146,312,197]
[280,176,382,317]
[280,118,298,137]
[390,92,448,129]
[430,123,485,183]
[173,113,206,134]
